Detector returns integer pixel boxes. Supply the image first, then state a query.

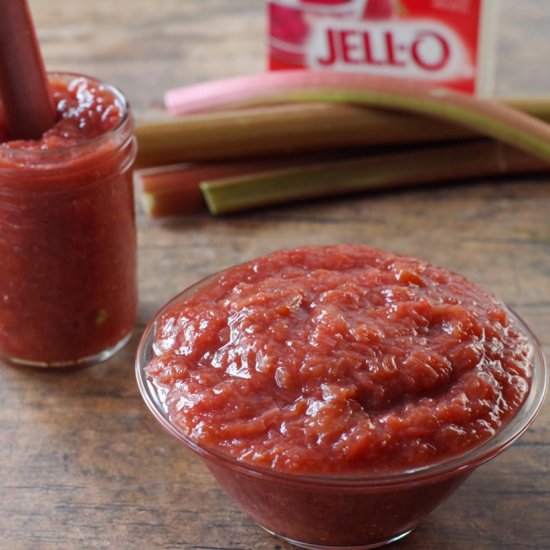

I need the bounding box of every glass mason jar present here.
[0,73,137,367]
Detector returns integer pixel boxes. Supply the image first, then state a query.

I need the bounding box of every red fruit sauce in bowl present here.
[136,245,547,549]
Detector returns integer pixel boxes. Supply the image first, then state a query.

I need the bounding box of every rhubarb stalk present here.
[138,98,550,167]
[0,0,55,139]
[200,141,548,215]
[136,103,471,167]
[138,152,359,217]
[138,161,284,217]
[165,72,550,163]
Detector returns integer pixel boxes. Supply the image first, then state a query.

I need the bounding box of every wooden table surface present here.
[1,1,549,549]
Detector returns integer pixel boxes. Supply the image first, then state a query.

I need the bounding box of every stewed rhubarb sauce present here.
[147,245,531,473]
[0,74,136,366]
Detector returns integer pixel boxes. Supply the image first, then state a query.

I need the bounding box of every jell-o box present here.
[268,0,498,95]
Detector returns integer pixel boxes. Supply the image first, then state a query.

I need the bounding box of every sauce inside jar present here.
[0,73,136,366]
[147,245,532,474]
[0,76,123,148]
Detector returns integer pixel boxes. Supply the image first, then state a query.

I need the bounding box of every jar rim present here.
[0,71,130,159]
[136,270,548,488]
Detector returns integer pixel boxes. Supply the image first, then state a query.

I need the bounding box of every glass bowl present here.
[136,274,547,550]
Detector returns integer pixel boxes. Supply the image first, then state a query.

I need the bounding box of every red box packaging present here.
[268,0,498,95]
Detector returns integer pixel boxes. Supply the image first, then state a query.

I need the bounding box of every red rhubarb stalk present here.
[165,71,550,163]
[0,0,55,140]
[138,152,358,217]
[138,161,283,217]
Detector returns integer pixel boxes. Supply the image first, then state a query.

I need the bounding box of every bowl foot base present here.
[261,525,415,550]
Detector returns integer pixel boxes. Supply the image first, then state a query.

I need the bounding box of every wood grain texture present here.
[0,1,549,549]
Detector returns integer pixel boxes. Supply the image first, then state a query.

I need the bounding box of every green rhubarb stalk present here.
[137,97,550,167]
[165,71,550,164]
[504,97,550,122]
[136,103,472,167]
[138,152,361,216]
[200,141,549,216]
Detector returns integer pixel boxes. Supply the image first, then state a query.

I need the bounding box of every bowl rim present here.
[136,271,548,488]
